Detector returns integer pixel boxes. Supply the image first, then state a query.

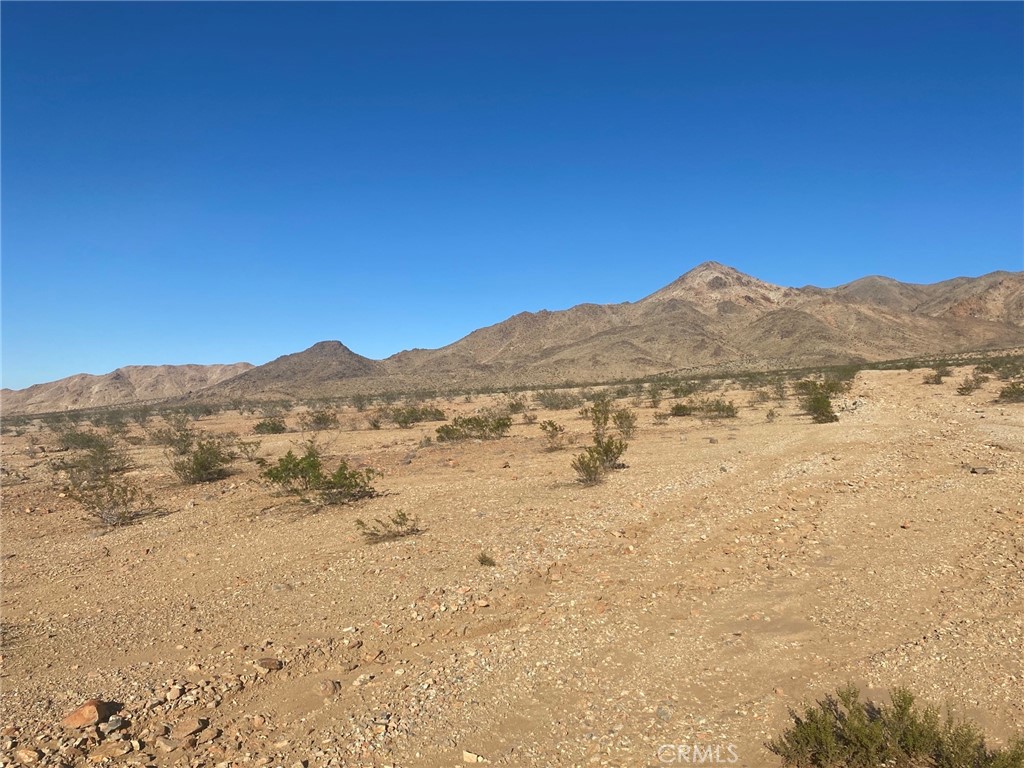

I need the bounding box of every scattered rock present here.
[61,699,114,729]
[970,466,994,475]
[171,716,207,739]
[13,747,42,765]
[255,657,283,671]
[317,679,340,697]
[88,741,132,762]
[463,750,486,763]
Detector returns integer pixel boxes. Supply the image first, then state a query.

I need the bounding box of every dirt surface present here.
[2,367,1022,767]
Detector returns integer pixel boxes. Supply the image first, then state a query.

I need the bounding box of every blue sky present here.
[2,2,1022,390]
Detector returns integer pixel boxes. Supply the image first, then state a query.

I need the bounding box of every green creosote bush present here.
[923,365,953,385]
[670,403,693,417]
[533,389,584,411]
[253,417,287,434]
[52,434,151,528]
[299,407,339,432]
[435,414,512,442]
[767,683,1024,768]
[997,381,1024,403]
[388,405,446,428]
[539,419,567,451]
[794,380,839,424]
[171,438,234,484]
[150,413,197,455]
[572,400,633,484]
[262,440,378,504]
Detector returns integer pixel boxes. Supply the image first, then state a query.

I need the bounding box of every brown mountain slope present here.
[1,363,253,414]
[215,341,383,398]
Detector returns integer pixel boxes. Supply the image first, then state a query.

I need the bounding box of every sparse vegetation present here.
[355,510,421,543]
[436,414,512,441]
[795,380,840,424]
[171,438,234,484]
[253,417,288,434]
[767,683,1024,768]
[477,552,496,566]
[150,413,198,455]
[923,365,953,385]
[956,370,989,395]
[572,398,633,484]
[534,389,584,410]
[670,403,693,417]
[53,433,151,527]
[388,405,446,428]
[997,381,1024,403]
[262,440,378,504]
[693,397,739,419]
[539,419,568,451]
[298,407,339,432]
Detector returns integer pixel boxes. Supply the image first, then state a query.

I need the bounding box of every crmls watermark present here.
[657,743,739,764]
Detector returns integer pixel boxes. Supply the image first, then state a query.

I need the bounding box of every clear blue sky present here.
[2,2,1022,390]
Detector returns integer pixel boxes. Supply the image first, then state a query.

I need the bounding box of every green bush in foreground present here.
[263,441,378,504]
[171,438,234,484]
[253,417,287,434]
[997,382,1024,403]
[768,684,1024,768]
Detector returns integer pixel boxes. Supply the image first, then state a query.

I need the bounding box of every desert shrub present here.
[354,510,421,543]
[477,552,496,566]
[502,392,529,414]
[539,420,567,451]
[299,407,339,432]
[235,438,262,461]
[591,435,627,469]
[436,414,512,442]
[253,417,287,434]
[263,441,377,503]
[766,408,778,423]
[612,408,638,439]
[997,382,1024,403]
[956,371,989,395]
[171,438,233,484]
[695,398,738,418]
[54,436,149,527]
[767,683,1024,768]
[534,390,584,410]
[128,405,153,427]
[150,414,197,455]
[795,381,839,424]
[647,383,664,409]
[670,403,693,417]
[580,395,614,437]
[388,405,446,428]
[522,412,537,425]
[368,415,382,430]
[923,365,953,385]
[59,429,111,452]
[350,393,372,412]
[653,412,670,425]
[571,450,605,485]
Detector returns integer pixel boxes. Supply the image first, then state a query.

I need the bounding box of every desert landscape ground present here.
[1,358,1022,767]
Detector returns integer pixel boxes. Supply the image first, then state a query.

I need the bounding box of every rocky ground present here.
[1,367,1022,767]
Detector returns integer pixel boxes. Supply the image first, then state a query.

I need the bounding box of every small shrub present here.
[653,412,670,425]
[171,438,233,484]
[254,417,287,434]
[539,420,567,451]
[59,429,111,452]
[70,475,153,528]
[502,392,529,414]
[299,407,339,432]
[571,450,605,485]
[477,552,496,566]
[263,441,378,503]
[669,403,693,417]
[766,408,778,423]
[767,683,1024,768]
[923,365,953,385]
[956,371,988,395]
[591,435,627,469]
[997,382,1024,403]
[150,414,197,455]
[350,393,372,412]
[436,414,512,441]
[612,408,638,439]
[388,405,446,428]
[796,381,839,424]
[355,510,421,543]
[235,438,262,461]
[534,390,583,410]
[695,398,738,418]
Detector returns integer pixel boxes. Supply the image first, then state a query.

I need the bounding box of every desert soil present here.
[1,367,1022,767]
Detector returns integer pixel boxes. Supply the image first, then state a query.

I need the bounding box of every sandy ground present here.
[1,367,1022,767]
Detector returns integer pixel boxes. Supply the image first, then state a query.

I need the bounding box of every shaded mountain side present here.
[214,341,383,398]
[1,363,253,414]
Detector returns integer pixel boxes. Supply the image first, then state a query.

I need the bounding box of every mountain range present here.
[4,262,1022,413]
